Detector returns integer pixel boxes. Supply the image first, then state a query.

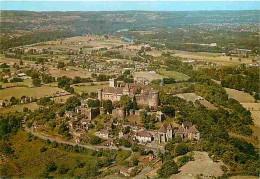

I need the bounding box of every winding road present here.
[22,124,130,151]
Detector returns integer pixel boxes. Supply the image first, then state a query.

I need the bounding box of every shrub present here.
[157,160,179,178]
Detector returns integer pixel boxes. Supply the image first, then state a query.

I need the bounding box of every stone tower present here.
[109,78,117,87]
[98,89,103,101]
[149,90,159,107]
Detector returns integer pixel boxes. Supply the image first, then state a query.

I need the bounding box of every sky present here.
[0,1,259,11]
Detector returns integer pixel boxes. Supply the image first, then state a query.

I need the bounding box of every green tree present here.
[103,100,113,114]
[174,143,189,157]
[157,160,178,178]
[65,96,81,110]
[32,78,41,87]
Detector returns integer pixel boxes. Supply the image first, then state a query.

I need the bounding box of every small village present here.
[0,8,259,179]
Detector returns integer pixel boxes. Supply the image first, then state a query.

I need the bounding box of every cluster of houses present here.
[99,121,200,145]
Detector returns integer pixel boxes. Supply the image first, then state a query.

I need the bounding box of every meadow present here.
[173,50,257,66]
[158,70,190,82]
[0,86,65,100]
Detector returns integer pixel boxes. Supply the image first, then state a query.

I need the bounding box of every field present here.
[32,35,129,53]
[0,79,33,88]
[133,71,165,81]
[173,50,258,66]
[224,88,260,127]
[0,102,38,114]
[225,88,255,103]
[158,70,190,82]
[72,82,108,94]
[0,86,66,100]
[170,151,224,179]
[175,93,217,110]
[47,67,92,78]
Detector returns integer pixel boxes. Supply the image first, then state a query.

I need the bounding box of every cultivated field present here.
[173,50,258,66]
[225,88,255,103]
[133,71,165,82]
[0,102,38,114]
[72,82,108,94]
[175,93,217,110]
[241,103,260,127]
[47,67,92,78]
[0,86,66,100]
[0,79,33,88]
[33,35,129,52]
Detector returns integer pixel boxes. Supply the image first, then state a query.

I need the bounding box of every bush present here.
[174,143,189,157]
[89,135,102,145]
[157,160,179,178]
[46,161,57,172]
[40,146,48,152]
[58,165,69,174]
[177,154,194,167]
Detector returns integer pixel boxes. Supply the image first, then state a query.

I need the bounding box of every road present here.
[133,159,161,179]
[22,124,130,151]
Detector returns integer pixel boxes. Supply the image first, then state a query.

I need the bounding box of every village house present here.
[99,128,110,139]
[155,123,174,143]
[33,120,45,130]
[136,130,153,143]
[175,122,200,141]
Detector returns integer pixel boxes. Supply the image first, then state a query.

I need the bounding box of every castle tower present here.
[109,78,117,87]
[149,90,159,107]
[98,89,103,102]
[166,124,173,141]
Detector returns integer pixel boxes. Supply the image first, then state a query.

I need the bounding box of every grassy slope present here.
[1,130,99,178]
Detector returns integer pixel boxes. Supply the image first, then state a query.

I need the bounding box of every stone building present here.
[136,130,153,143]
[175,122,200,141]
[98,78,159,108]
[155,123,174,143]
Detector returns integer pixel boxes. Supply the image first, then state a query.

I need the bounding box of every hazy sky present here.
[0,1,259,11]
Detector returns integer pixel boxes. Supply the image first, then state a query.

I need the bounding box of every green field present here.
[158,70,190,81]
[0,86,65,100]
[72,82,108,94]
[0,102,38,114]
[0,79,33,88]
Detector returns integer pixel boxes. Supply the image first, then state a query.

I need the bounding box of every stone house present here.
[136,130,152,143]
[175,122,200,141]
[99,128,110,139]
[155,123,174,143]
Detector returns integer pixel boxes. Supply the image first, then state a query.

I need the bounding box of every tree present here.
[46,161,57,172]
[133,96,138,111]
[103,100,113,114]
[10,96,18,105]
[65,96,81,110]
[32,78,41,87]
[174,143,189,157]
[157,160,178,178]
[120,95,132,117]
[37,97,52,106]
[161,105,175,117]
[88,135,102,145]
[57,61,65,69]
